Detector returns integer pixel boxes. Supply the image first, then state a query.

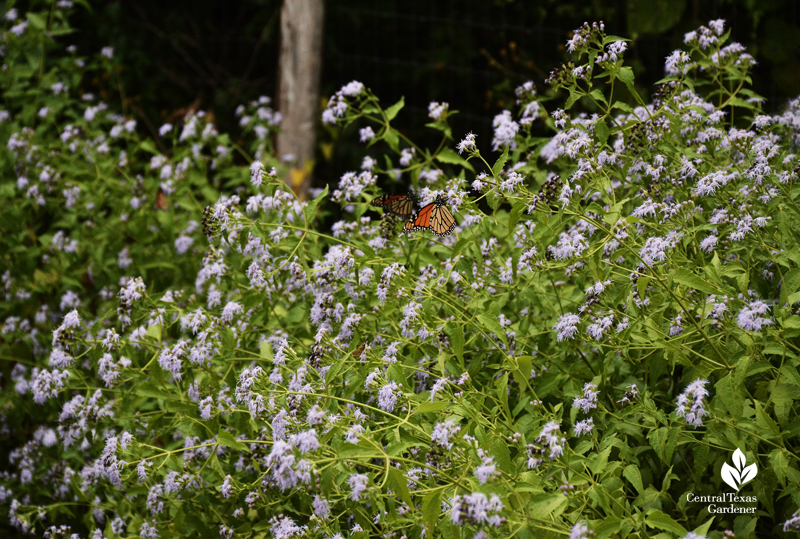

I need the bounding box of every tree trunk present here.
[276,0,324,200]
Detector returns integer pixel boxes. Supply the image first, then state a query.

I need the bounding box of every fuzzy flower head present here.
[456,133,477,155]
[675,379,709,427]
[736,298,773,332]
[572,383,598,413]
[553,313,580,341]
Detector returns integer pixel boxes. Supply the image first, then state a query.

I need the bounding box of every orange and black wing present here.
[371,193,416,217]
[387,194,416,217]
[402,201,435,233]
[154,188,169,211]
[370,194,392,208]
[429,204,456,236]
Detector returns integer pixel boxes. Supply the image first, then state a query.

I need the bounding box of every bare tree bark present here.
[276,0,324,200]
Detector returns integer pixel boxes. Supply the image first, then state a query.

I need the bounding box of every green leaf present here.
[447,324,465,363]
[385,97,405,121]
[526,494,569,519]
[781,316,800,329]
[645,510,688,536]
[565,85,578,109]
[781,268,800,304]
[413,401,449,415]
[421,490,442,537]
[476,312,508,345]
[780,364,800,388]
[770,449,789,485]
[217,431,250,453]
[507,202,525,236]
[611,101,634,114]
[595,118,609,146]
[384,128,399,152]
[303,184,329,223]
[27,12,47,30]
[616,66,641,102]
[209,452,226,479]
[435,147,475,173]
[623,464,644,495]
[491,144,509,177]
[511,355,533,389]
[754,401,780,438]
[589,89,609,107]
[672,268,719,295]
[146,324,162,342]
[387,467,413,507]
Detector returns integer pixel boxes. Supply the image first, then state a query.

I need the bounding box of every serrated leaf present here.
[387,467,413,507]
[595,118,609,146]
[146,324,162,342]
[435,147,474,173]
[413,401,449,415]
[302,184,329,223]
[782,316,800,329]
[421,490,442,536]
[507,202,525,235]
[491,144,509,177]
[526,494,569,518]
[476,312,508,345]
[672,268,719,295]
[755,401,780,438]
[217,431,250,453]
[447,324,464,363]
[385,97,405,121]
[27,12,47,30]
[645,510,688,536]
[616,66,642,104]
[770,449,789,485]
[623,464,644,494]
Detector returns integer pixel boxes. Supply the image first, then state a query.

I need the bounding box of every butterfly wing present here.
[388,195,415,217]
[372,194,416,217]
[370,194,390,208]
[430,204,456,236]
[402,201,435,233]
[154,189,169,211]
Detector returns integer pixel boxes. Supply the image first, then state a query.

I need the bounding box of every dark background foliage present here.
[71,0,800,182]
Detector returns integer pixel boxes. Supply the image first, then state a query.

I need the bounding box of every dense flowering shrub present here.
[2,4,800,539]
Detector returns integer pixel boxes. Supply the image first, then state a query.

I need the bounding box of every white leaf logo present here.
[721,448,757,491]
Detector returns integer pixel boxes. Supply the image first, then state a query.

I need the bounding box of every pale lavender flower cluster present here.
[684,19,726,49]
[474,453,499,484]
[449,492,504,527]
[573,418,594,436]
[322,81,365,124]
[263,440,312,491]
[527,421,566,468]
[675,379,709,427]
[570,521,592,539]
[331,170,376,202]
[348,473,369,501]
[491,110,519,151]
[431,419,461,450]
[784,510,800,532]
[428,102,448,121]
[572,383,599,413]
[736,297,773,331]
[456,132,477,154]
[377,381,400,412]
[553,313,580,342]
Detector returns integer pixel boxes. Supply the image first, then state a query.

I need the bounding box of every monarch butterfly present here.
[154,188,169,211]
[403,195,456,237]
[370,193,416,218]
